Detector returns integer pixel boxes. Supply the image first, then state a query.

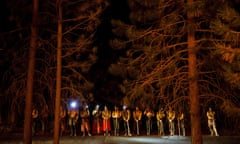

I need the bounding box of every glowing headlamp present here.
[70,101,77,109]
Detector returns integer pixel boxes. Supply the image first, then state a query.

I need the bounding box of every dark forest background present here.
[0,0,240,138]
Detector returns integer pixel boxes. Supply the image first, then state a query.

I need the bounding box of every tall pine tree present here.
[210,0,240,133]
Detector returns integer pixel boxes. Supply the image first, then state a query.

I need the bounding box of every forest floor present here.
[1,134,240,144]
[0,125,240,144]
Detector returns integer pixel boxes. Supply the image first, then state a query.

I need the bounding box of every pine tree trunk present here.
[188,0,203,144]
[53,0,62,143]
[23,0,38,143]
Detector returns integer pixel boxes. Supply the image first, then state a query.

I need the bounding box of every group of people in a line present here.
[32,104,219,137]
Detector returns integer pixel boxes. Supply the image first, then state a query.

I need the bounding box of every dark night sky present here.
[89,0,129,105]
[0,1,9,33]
[0,0,129,32]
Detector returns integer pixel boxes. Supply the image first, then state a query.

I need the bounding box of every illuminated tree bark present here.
[188,0,202,144]
[53,0,62,143]
[23,0,38,143]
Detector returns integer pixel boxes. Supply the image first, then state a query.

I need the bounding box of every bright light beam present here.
[70,101,77,109]
[105,135,190,144]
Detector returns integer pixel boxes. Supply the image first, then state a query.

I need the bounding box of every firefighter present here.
[60,105,66,136]
[133,106,142,136]
[92,104,102,135]
[207,107,219,136]
[156,108,165,136]
[102,105,111,136]
[80,105,91,136]
[112,106,122,136]
[167,107,175,136]
[32,106,39,135]
[122,105,132,136]
[68,101,79,136]
[177,111,185,136]
[144,107,154,136]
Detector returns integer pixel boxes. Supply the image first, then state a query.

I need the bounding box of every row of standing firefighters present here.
[32,105,219,137]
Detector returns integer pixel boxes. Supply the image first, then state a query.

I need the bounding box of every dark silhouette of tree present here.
[53,0,62,143]
[210,1,240,90]
[24,0,39,143]
[187,0,202,143]
[209,0,240,133]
